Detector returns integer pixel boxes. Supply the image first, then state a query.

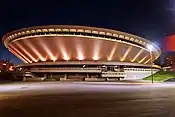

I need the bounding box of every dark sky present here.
[0,0,174,64]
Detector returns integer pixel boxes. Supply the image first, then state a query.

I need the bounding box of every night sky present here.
[0,0,174,64]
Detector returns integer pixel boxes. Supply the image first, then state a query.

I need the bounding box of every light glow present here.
[131,49,144,62]
[49,54,57,61]
[9,49,29,63]
[93,41,102,61]
[78,52,84,60]
[76,43,85,60]
[107,44,118,61]
[120,46,132,61]
[2,63,6,66]
[51,56,57,62]
[10,45,32,63]
[139,56,147,63]
[9,66,14,71]
[15,43,38,62]
[63,55,70,61]
[40,42,57,61]
[26,41,47,61]
[147,44,154,51]
[62,48,70,60]
[93,55,99,61]
[58,40,70,61]
[144,58,151,64]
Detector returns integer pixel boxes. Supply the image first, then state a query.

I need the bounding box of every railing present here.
[102,72,125,75]
[102,72,126,77]
[124,68,159,72]
[4,26,152,50]
[30,67,102,70]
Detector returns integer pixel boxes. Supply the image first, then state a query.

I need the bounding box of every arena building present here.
[2,25,161,81]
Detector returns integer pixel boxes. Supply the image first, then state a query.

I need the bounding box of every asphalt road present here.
[1,82,175,117]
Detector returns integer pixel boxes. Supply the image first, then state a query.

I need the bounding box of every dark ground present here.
[0,82,175,117]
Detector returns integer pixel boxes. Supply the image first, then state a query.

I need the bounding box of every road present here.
[0,82,175,117]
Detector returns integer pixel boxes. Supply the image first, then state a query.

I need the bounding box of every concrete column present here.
[98,74,101,78]
[64,73,67,80]
[44,74,47,79]
[50,73,53,79]
[86,74,89,78]
[23,76,26,82]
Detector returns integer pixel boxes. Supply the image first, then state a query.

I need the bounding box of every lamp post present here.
[147,45,154,84]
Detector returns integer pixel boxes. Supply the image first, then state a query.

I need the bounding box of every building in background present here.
[164,54,174,66]
[0,60,14,72]
[161,35,175,71]
[2,25,161,81]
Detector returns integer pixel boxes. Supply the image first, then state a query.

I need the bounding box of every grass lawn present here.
[144,71,175,82]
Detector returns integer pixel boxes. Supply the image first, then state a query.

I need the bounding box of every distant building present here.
[161,35,175,71]
[162,52,175,67]
[0,60,14,72]
[164,55,174,66]
[161,53,175,72]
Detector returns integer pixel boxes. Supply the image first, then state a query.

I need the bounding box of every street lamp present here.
[147,44,154,84]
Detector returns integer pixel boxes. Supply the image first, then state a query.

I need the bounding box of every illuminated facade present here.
[2,25,161,80]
